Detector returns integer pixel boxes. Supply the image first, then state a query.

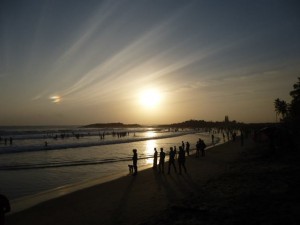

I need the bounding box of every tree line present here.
[274,77,300,132]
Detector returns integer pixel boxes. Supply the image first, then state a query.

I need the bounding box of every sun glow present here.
[139,89,161,108]
[50,95,61,103]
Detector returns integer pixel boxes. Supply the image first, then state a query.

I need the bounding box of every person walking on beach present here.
[0,194,10,225]
[186,141,190,156]
[168,147,177,174]
[132,149,138,176]
[178,146,187,174]
[159,148,165,173]
[153,148,158,169]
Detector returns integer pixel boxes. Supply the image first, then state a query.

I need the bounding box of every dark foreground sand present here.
[7,138,300,225]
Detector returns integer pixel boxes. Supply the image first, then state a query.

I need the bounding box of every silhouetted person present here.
[0,194,10,225]
[168,147,177,174]
[159,148,165,173]
[181,141,185,150]
[200,139,206,157]
[178,146,187,174]
[132,149,138,176]
[153,148,158,169]
[186,141,190,156]
[174,146,177,159]
[211,134,214,145]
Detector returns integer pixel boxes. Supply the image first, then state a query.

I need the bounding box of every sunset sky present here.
[0,0,299,126]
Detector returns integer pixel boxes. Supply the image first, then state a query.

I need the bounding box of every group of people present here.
[131,139,207,176]
[152,146,187,175]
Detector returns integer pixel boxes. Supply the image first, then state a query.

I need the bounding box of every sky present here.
[0,0,300,126]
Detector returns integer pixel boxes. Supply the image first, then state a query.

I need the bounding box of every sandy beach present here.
[6,137,300,225]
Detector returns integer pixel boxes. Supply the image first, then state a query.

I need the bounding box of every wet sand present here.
[7,137,299,225]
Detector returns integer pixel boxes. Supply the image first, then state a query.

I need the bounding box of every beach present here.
[0,129,216,201]
[6,137,300,225]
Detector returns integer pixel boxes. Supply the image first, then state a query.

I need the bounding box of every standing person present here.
[211,134,215,145]
[200,139,207,157]
[168,147,177,174]
[158,148,165,174]
[174,146,177,159]
[186,141,190,156]
[153,148,158,169]
[181,141,185,151]
[0,194,10,225]
[132,149,138,176]
[178,146,187,174]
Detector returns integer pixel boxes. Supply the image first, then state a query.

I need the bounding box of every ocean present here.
[0,126,219,201]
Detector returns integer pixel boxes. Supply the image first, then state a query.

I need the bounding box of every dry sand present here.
[6,137,300,225]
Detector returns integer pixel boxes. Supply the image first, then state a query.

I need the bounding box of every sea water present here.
[0,126,218,200]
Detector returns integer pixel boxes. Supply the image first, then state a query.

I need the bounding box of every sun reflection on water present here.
[145,139,157,165]
[145,131,157,138]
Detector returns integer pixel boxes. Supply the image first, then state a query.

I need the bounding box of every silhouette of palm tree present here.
[274,98,288,121]
[289,77,300,118]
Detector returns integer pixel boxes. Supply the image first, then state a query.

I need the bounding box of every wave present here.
[0,127,158,140]
[0,131,195,155]
[0,132,220,171]
[0,155,154,171]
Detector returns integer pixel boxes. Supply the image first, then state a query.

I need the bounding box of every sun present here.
[50,95,61,103]
[139,89,161,108]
